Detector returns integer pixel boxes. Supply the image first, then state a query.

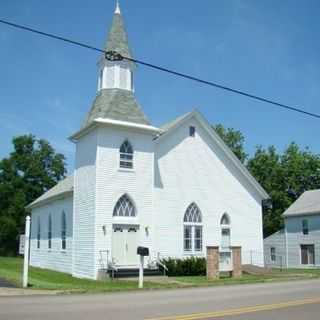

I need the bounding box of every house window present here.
[189,126,196,137]
[37,217,41,249]
[48,214,52,249]
[61,211,67,250]
[302,219,309,235]
[301,244,315,265]
[130,71,134,90]
[220,213,231,249]
[270,247,276,262]
[183,203,202,253]
[113,194,136,217]
[119,140,133,169]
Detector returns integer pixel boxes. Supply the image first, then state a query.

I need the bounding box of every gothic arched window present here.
[183,203,203,253]
[220,213,231,249]
[113,194,136,217]
[220,213,230,226]
[119,140,134,169]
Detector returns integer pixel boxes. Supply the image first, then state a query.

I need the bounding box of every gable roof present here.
[81,89,150,130]
[158,110,269,200]
[283,189,320,217]
[26,175,74,210]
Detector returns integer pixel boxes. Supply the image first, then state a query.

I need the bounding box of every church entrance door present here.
[112,225,140,266]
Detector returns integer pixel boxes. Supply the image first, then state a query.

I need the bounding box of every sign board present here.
[19,234,25,255]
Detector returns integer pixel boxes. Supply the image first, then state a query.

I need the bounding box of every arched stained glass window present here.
[220,213,231,249]
[220,213,230,225]
[183,203,202,253]
[119,140,134,169]
[184,203,202,223]
[113,194,136,217]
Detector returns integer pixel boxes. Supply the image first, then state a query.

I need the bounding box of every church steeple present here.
[97,1,134,92]
[80,2,150,130]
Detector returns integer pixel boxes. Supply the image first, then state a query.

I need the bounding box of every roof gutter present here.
[69,118,162,142]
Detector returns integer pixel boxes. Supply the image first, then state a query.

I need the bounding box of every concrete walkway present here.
[0,288,61,296]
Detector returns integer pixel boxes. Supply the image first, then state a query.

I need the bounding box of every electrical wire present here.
[1,18,319,120]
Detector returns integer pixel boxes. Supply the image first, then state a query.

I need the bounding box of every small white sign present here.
[19,234,25,255]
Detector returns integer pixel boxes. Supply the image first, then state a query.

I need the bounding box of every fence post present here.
[23,216,31,288]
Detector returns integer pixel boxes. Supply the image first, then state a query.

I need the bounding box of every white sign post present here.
[139,255,144,289]
[23,216,31,288]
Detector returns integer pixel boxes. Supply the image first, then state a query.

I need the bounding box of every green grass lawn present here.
[0,256,319,294]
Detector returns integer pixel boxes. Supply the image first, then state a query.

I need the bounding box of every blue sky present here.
[1,0,319,173]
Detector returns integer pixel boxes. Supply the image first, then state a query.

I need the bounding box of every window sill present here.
[118,168,135,173]
[183,252,204,257]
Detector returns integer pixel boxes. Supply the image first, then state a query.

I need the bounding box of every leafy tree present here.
[0,135,66,256]
[213,124,248,163]
[248,143,320,237]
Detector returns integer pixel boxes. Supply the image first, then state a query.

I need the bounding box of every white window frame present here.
[119,140,134,170]
[113,194,136,217]
[220,213,231,250]
[183,203,203,254]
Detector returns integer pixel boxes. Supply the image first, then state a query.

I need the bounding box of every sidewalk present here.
[0,287,61,296]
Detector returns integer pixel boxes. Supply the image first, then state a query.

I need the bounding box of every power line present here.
[1,18,319,120]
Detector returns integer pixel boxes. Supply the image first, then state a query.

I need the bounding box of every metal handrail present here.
[156,252,168,276]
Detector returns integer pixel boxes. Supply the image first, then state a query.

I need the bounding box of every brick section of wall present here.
[207,246,219,279]
[231,246,242,278]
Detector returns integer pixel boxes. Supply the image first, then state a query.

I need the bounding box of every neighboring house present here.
[264,189,320,268]
[26,3,269,280]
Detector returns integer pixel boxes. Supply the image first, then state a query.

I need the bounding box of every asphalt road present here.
[0,279,320,320]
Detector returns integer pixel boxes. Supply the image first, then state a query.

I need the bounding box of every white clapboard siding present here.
[72,130,98,279]
[94,126,155,274]
[154,115,264,265]
[30,196,73,274]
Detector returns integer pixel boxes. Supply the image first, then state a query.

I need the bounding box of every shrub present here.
[161,257,206,277]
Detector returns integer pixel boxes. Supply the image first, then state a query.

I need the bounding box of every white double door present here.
[112,225,140,266]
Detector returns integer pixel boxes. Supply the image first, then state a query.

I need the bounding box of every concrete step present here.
[108,268,163,278]
[242,264,273,275]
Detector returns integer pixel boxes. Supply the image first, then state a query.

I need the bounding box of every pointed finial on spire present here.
[115,0,121,14]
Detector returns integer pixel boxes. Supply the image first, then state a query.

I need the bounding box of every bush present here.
[161,257,206,277]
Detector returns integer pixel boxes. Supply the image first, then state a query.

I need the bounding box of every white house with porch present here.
[27,3,269,280]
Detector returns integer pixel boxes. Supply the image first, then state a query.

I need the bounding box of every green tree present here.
[213,124,248,163]
[247,143,320,237]
[0,135,66,256]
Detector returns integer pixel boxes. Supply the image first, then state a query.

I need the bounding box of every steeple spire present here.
[104,1,132,59]
[115,0,121,15]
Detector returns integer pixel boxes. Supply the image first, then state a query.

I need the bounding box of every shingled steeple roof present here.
[79,2,150,131]
[104,1,133,59]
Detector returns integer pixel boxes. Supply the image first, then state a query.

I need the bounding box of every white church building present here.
[27,3,269,280]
